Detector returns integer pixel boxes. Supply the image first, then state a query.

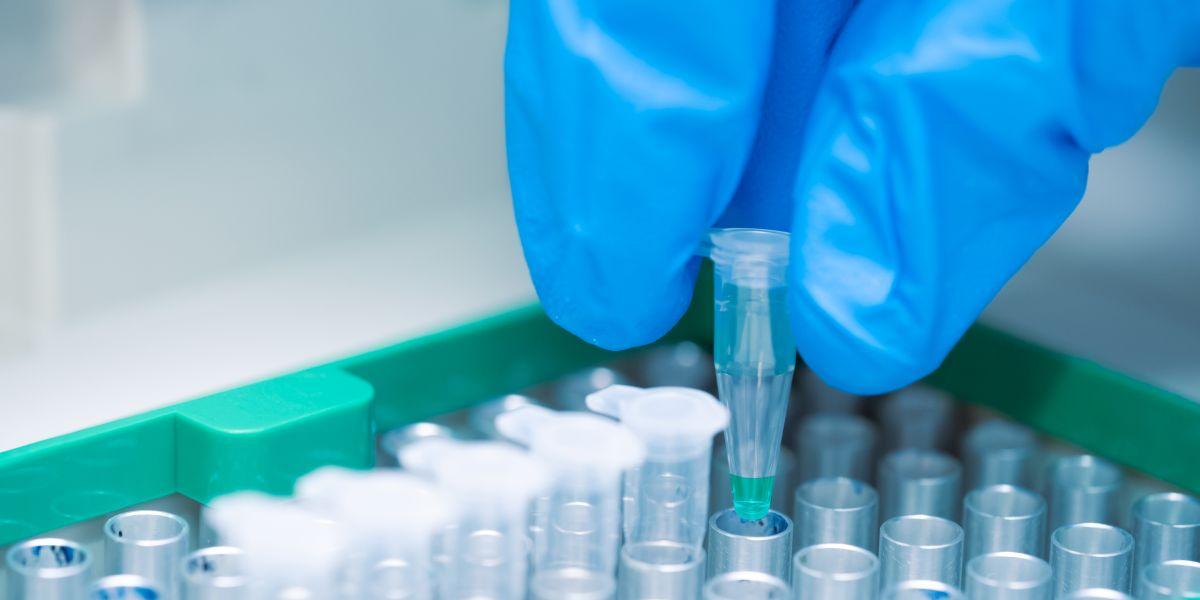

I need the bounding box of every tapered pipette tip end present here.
[730,474,775,521]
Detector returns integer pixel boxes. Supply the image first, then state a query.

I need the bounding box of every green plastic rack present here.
[1,273,1197,545]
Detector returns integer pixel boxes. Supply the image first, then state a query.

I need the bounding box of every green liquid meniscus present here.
[730,474,774,521]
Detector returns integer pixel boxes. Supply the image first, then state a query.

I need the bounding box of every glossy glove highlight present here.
[789,0,1200,392]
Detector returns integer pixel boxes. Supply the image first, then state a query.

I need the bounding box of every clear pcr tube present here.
[879,385,956,452]
[794,413,877,486]
[961,420,1037,491]
[637,341,715,391]
[586,384,728,547]
[400,439,549,600]
[378,422,456,466]
[467,394,545,440]
[702,571,790,600]
[181,546,248,600]
[552,367,632,412]
[6,538,93,599]
[104,510,190,599]
[963,484,1047,561]
[793,477,879,552]
[206,492,349,599]
[1047,455,1122,533]
[90,574,163,599]
[879,449,963,522]
[879,515,964,589]
[1049,522,1134,596]
[880,580,965,600]
[792,543,879,600]
[496,405,645,600]
[700,228,795,521]
[295,468,458,600]
[1131,492,1200,595]
[1139,559,1200,599]
[964,552,1052,600]
[587,385,727,598]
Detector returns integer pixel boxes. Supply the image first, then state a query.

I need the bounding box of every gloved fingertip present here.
[788,282,945,395]
[535,258,701,353]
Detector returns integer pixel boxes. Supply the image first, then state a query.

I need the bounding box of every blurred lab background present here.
[0,0,1197,451]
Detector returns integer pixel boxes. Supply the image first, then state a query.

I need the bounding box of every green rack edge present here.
[0,273,1195,544]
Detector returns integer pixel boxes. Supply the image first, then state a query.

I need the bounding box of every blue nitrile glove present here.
[506,0,1200,394]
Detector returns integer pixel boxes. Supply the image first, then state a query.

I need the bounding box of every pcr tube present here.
[497,406,645,600]
[880,580,965,599]
[400,440,550,600]
[6,538,92,599]
[706,509,794,583]
[378,421,456,465]
[552,367,632,412]
[181,546,247,600]
[1049,522,1134,596]
[701,228,796,521]
[794,413,877,485]
[104,510,190,598]
[206,492,348,599]
[962,421,1037,491]
[792,543,879,600]
[965,552,1052,600]
[1047,456,1122,533]
[1138,559,1200,599]
[879,385,956,452]
[637,341,715,390]
[296,468,457,600]
[793,477,879,552]
[796,368,863,415]
[1131,492,1200,594]
[879,449,963,522]
[879,514,964,588]
[586,385,727,599]
[90,574,162,599]
[964,484,1048,561]
[1061,590,1132,600]
[702,571,790,600]
[467,394,544,440]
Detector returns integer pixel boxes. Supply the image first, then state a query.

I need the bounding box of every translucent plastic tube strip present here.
[879,449,963,522]
[878,515,964,589]
[793,477,879,552]
[792,543,879,600]
[6,538,92,600]
[1047,456,1122,533]
[965,552,1052,600]
[706,509,793,583]
[1131,492,1200,595]
[961,421,1037,491]
[104,510,190,599]
[1049,522,1133,596]
[794,414,876,486]
[964,484,1047,561]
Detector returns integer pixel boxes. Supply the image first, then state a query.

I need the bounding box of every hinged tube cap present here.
[586,384,728,460]
[496,406,646,476]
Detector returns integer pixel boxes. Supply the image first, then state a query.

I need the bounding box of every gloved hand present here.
[505,0,1200,394]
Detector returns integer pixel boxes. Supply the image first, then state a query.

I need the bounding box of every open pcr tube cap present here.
[205,492,348,596]
[400,439,550,510]
[585,385,728,460]
[495,405,646,474]
[296,467,458,540]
